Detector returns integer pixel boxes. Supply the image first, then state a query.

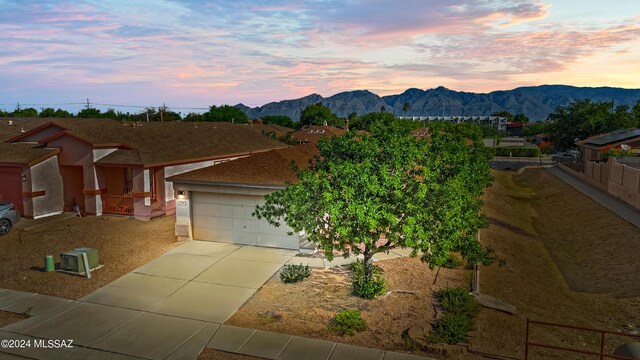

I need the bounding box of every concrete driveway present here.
[1,241,297,360]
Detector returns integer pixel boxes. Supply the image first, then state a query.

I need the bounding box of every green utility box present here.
[59,248,99,274]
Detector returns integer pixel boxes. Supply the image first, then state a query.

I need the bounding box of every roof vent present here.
[8,120,13,126]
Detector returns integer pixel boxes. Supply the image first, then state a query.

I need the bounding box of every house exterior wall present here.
[163,156,244,216]
[0,166,24,215]
[15,125,66,143]
[104,167,127,195]
[47,135,104,215]
[24,156,64,219]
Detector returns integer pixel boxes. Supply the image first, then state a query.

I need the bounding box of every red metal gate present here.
[525,318,640,359]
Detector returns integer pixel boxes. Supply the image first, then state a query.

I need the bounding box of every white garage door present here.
[191,192,299,249]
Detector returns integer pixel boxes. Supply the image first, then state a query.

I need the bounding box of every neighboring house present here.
[556,128,640,211]
[167,145,317,250]
[291,125,346,144]
[506,122,526,136]
[243,123,293,139]
[499,136,537,148]
[0,118,287,220]
[532,133,550,145]
[577,128,640,162]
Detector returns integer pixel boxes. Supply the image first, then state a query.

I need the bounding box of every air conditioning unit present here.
[59,248,99,274]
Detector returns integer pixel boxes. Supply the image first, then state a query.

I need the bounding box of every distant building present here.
[577,128,640,162]
[506,122,526,136]
[398,116,507,132]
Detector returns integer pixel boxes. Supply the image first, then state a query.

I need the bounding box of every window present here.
[124,168,133,196]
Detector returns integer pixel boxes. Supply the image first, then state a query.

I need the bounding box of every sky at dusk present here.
[1,0,639,113]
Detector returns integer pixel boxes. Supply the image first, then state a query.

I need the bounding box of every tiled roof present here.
[168,144,318,187]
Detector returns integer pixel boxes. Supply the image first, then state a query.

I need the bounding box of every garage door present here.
[191,192,298,249]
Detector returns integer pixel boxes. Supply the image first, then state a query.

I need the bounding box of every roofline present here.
[166,178,288,190]
[28,148,61,167]
[38,130,94,147]
[37,131,132,149]
[0,148,59,167]
[5,121,67,143]
[95,143,290,169]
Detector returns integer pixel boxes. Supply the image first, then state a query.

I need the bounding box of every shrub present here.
[349,260,387,299]
[427,313,473,344]
[328,310,367,336]
[435,287,479,317]
[442,253,463,269]
[280,263,311,283]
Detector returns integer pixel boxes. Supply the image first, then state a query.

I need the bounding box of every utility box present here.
[74,248,99,268]
[59,248,99,274]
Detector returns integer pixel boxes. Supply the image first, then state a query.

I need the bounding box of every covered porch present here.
[98,166,166,220]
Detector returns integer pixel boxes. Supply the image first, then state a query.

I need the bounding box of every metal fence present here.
[525,318,640,359]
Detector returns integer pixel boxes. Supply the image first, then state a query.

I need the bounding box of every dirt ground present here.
[0,310,24,328]
[0,215,179,300]
[225,168,640,359]
[227,256,466,355]
[472,169,640,359]
[198,348,261,360]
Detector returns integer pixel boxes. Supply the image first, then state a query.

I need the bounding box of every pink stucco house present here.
[0,118,287,220]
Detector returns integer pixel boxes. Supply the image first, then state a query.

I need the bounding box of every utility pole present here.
[86,98,90,109]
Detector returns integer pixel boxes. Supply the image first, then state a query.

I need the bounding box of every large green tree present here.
[299,102,340,126]
[350,112,422,133]
[548,99,635,150]
[633,99,640,125]
[13,107,38,117]
[202,105,248,123]
[76,107,102,118]
[254,125,494,282]
[39,108,73,117]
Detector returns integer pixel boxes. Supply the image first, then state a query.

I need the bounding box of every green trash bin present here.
[44,255,55,272]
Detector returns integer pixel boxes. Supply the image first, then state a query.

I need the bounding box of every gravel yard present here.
[0,214,180,300]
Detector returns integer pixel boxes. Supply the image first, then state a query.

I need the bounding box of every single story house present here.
[167,145,317,250]
[291,125,346,144]
[0,118,288,220]
[577,128,640,162]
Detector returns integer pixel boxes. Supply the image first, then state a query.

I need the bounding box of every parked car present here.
[0,202,20,235]
[552,151,580,163]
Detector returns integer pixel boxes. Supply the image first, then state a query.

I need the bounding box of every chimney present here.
[345,119,349,131]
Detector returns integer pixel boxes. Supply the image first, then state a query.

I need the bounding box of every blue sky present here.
[0,0,639,112]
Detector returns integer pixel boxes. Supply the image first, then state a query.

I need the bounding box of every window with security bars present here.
[123,168,133,196]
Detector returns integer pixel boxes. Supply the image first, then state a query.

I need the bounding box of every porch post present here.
[131,167,151,221]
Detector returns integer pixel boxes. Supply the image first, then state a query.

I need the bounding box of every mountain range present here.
[236,85,640,121]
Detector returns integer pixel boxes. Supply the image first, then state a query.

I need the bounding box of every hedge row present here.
[494,146,540,157]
